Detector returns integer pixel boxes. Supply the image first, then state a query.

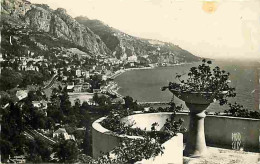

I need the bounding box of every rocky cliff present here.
[1,1,111,56]
[24,5,110,55]
[1,0,31,17]
[1,0,199,63]
[76,17,200,62]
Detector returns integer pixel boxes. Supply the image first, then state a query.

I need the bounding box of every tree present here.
[0,68,23,91]
[59,87,71,115]
[20,70,44,87]
[22,100,47,130]
[81,101,90,109]
[0,91,11,106]
[53,138,79,163]
[0,102,26,160]
[92,93,99,105]
[98,95,111,106]
[25,137,52,163]
[123,96,138,109]
[46,104,64,124]
[74,98,81,109]
[89,74,102,91]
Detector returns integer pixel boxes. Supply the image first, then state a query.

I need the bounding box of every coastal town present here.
[0,41,184,103]
[1,0,260,164]
[0,23,187,162]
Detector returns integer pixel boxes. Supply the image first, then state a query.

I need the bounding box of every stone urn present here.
[170,89,218,157]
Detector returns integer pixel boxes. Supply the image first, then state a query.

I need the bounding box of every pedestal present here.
[184,102,209,157]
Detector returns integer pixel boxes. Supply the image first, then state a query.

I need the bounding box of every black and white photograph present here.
[0,0,260,163]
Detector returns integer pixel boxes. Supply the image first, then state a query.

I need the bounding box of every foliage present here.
[89,74,103,91]
[99,105,186,163]
[0,91,12,106]
[25,137,52,163]
[53,137,79,163]
[101,109,135,135]
[123,96,143,111]
[162,113,186,138]
[92,93,111,106]
[20,70,44,87]
[0,68,23,91]
[94,136,164,164]
[144,99,183,113]
[162,59,236,105]
[0,102,26,160]
[22,103,47,130]
[224,102,260,119]
[148,112,186,144]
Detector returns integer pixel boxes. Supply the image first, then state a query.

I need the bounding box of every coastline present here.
[108,66,156,99]
[109,66,154,79]
[109,63,191,101]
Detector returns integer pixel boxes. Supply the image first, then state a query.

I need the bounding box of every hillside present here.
[1,0,111,57]
[76,16,200,63]
[1,0,200,63]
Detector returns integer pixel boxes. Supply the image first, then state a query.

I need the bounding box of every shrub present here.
[224,102,260,119]
[99,107,186,163]
[93,136,164,164]
[162,59,236,105]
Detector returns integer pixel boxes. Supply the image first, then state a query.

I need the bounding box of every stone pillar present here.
[184,102,209,157]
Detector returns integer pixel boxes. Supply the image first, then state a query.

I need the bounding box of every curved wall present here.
[92,112,260,162]
[92,114,183,164]
[92,117,143,158]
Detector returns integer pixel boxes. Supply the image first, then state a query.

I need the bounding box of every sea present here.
[115,60,260,112]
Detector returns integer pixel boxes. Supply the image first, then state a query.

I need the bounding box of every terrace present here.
[91,60,260,163]
[92,112,260,164]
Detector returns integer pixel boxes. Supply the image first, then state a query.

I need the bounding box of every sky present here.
[29,0,260,60]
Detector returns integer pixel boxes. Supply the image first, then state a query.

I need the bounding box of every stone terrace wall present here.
[92,114,183,164]
[123,112,260,151]
[92,112,259,162]
[92,117,143,158]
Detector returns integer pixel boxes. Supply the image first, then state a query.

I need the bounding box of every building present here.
[76,69,81,77]
[53,128,75,140]
[75,78,84,84]
[82,83,90,92]
[129,62,135,67]
[7,155,26,163]
[127,55,138,63]
[32,100,48,110]
[84,71,90,79]
[16,90,28,100]
[67,85,74,92]
[74,85,83,93]
[62,76,68,81]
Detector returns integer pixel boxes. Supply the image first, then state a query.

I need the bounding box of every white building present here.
[67,85,74,92]
[76,69,81,77]
[85,71,90,79]
[16,90,28,100]
[53,128,75,140]
[127,55,138,63]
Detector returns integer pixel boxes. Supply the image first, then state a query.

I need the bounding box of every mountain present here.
[1,0,199,63]
[75,16,200,63]
[1,1,111,56]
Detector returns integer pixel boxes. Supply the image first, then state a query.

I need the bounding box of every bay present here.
[115,60,260,112]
